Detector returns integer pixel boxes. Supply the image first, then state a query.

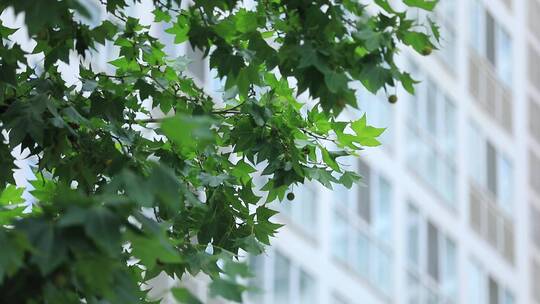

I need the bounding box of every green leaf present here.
[321,148,341,172]
[152,8,171,23]
[109,56,139,72]
[399,72,418,95]
[171,288,202,304]
[209,278,246,302]
[29,175,56,203]
[339,171,361,188]
[234,9,258,33]
[84,207,121,256]
[238,182,262,205]
[374,0,396,13]
[0,231,29,283]
[0,0,434,301]
[0,142,16,189]
[354,46,368,58]
[254,206,283,244]
[165,15,190,44]
[0,184,24,205]
[0,205,25,225]
[0,60,17,86]
[350,115,385,147]
[148,164,183,210]
[161,114,215,157]
[213,18,237,43]
[134,79,156,100]
[128,230,182,270]
[231,160,256,185]
[324,71,349,94]
[16,218,67,276]
[199,173,229,187]
[360,64,391,93]
[0,21,17,38]
[234,235,265,254]
[356,28,383,52]
[403,0,439,11]
[3,95,48,144]
[428,17,441,42]
[401,31,436,54]
[222,258,252,279]
[305,167,338,189]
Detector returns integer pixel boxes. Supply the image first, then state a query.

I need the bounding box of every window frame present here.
[406,70,458,206]
[467,122,514,216]
[247,250,318,304]
[406,202,458,303]
[469,0,513,87]
[331,160,394,298]
[280,182,319,237]
[468,259,515,304]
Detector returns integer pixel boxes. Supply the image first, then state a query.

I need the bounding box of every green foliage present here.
[0,0,438,302]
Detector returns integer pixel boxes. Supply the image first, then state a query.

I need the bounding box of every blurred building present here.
[243,0,540,303]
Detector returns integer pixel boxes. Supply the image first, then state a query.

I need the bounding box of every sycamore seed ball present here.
[421,46,433,56]
[287,192,295,201]
[388,94,398,104]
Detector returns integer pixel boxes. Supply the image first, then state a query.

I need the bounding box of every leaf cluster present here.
[0,0,438,302]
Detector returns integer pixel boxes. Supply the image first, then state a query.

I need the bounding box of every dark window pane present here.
[487,141,498,196]
[529,150,540,195]
[531,205,540,250]
[426,80,438,136]
[488,276,499,304]
[533,260,540,302]
[427,221,439,282]
[358,160,371,223]
[486,12,496,65]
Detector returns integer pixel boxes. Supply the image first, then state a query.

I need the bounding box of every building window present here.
[533,259,540,302]
[469,259,484,304]
[247,250,317,304]
[406,72,457,207]
[469,0,513,87]
[495,27,512,87]
[248,252,265,303]
[406,204,457,303]
[299,269,316,304]
[529,0,540,42]
[273,252,291,303]
[529,98,540,144]
[470,0,484,53]
[468,1,513,132]
[280,183,318,237]
[332,209,349,262]
[468,122,515,263]
[530,151,540,197]
[468,260,515,304]
[332,160,393,298]
[468,123,514,214]
[531,204,540,250]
